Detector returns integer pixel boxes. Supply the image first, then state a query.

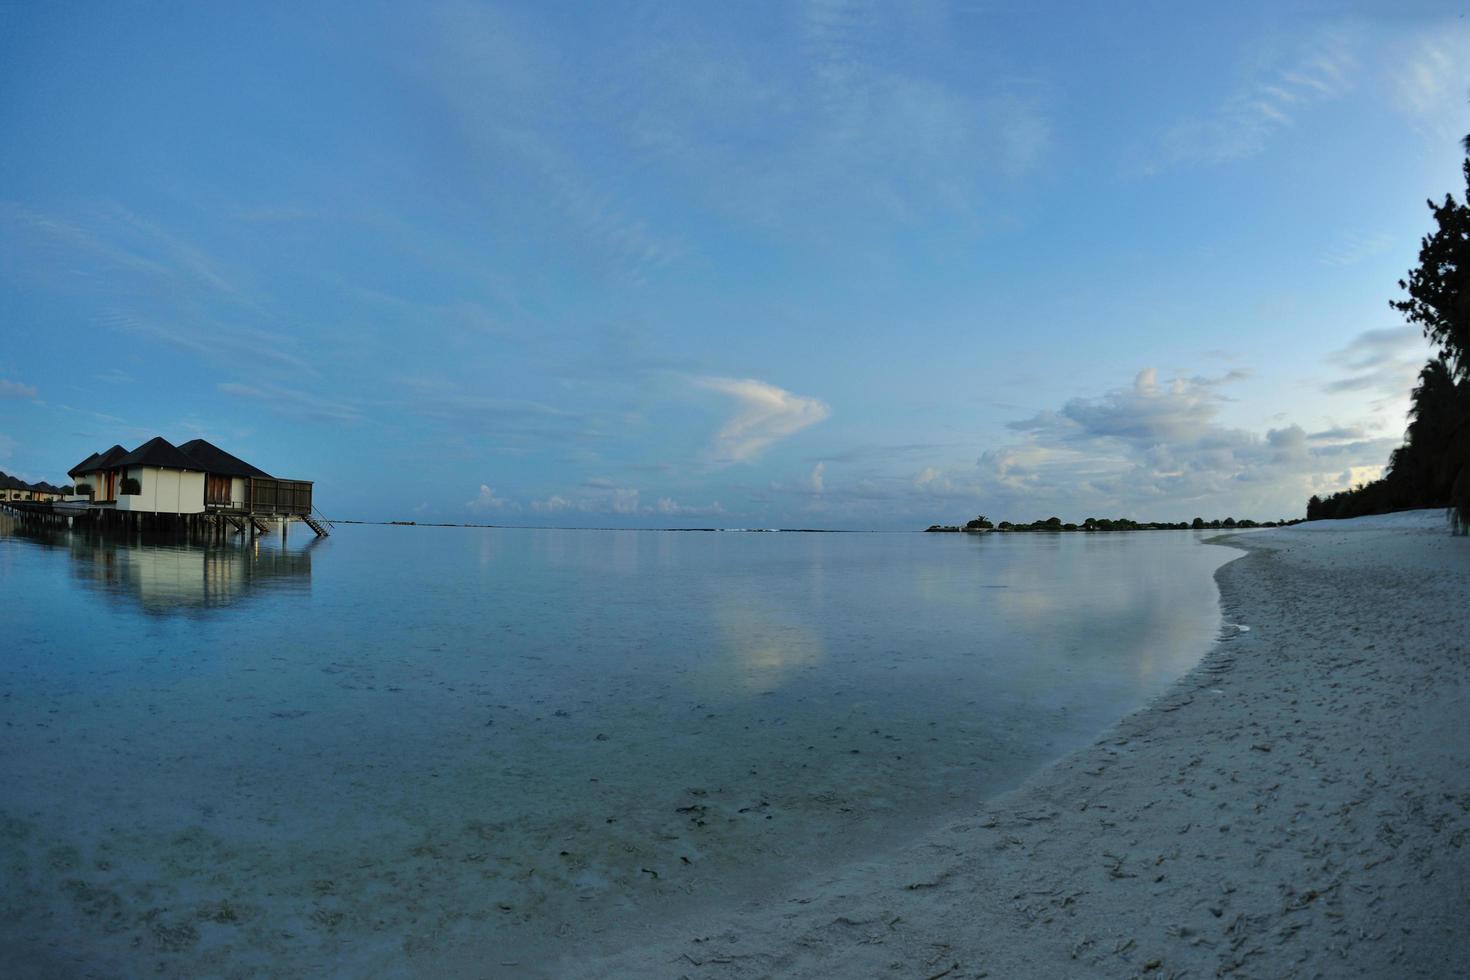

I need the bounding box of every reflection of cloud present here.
[697,376,831,464]
[700,597,826,696]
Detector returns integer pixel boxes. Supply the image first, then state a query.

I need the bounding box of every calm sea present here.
[0,517,1233,975]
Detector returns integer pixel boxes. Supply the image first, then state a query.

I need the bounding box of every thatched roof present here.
[114,436,200,471]
[178,439,272,479]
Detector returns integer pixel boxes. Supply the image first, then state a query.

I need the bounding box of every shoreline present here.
[556,510,1470,978]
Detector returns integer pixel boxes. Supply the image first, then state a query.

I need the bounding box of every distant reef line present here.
[925,515,1302,533]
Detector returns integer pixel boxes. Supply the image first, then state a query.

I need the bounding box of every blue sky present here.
[2,1,1466,527]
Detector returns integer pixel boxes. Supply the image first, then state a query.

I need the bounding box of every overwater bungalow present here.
[0,472,34,501]
[67,445,128,503]
[53,436,327,537]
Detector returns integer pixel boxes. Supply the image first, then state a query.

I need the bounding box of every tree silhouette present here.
[1313,132,1470,532]
[1392,143,1470,378]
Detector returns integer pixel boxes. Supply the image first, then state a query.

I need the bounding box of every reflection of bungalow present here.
[60,530,316,615]
[63,436,326,536]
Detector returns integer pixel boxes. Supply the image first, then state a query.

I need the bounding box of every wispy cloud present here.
[2,203,315,378]
[1158,28,1356,167]
[216,382,363,423]
[1322,326,1434,417]
[423,3,685,283]
[1387,24,1470,143]
[0,378,38,400]
[1321,230,1393,267]
[697,376,831,464]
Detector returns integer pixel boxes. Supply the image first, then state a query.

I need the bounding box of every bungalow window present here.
[206,474,232,507]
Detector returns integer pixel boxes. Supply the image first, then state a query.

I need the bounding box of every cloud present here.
[1322,326,1434,412]
[0,379,38,400]
[654,496,725,517]
[912,367,1398,521]
[530,494,575,514]
[3,204,316,377]
[1320,231,1393,267]
[424,4,685,282]
[1158,28,1356,167]
[1308,425,1366,442]
[528,486,723,519]
[465,484,511,512]
[614,7,1052,237]
[1388,24,1470,143]
[807,461,825,493]
[216,382,363,423]
[697,376,831,464]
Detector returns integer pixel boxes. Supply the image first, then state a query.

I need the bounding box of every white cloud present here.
[610,487,641,514]
[1159,28,1356,167]
[697,376,831,464]
[530,494,574,514]
[529,486,723,519]
[911,366,1399,521]
[655,496,725,517]
[0,379,38,400]
[466,484,510,512]
[807,461,826,493]
[1388,24,1470,142]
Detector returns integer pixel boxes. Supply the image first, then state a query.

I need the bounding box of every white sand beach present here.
[557,512,1470,978]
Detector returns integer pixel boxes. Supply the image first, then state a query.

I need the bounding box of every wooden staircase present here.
[303,515,330,538]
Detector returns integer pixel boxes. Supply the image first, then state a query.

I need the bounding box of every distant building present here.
[0,474,64,502]
[59,436,323,534]
[0,472,33,502]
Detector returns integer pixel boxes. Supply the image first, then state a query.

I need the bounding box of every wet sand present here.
[557,511,1470,978]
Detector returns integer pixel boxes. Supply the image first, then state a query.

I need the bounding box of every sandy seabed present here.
[546,512,1470,979]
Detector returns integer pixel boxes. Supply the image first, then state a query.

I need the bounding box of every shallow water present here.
[0,517,1232,975]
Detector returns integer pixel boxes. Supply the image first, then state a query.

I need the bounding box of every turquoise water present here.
[0,517,1231,975]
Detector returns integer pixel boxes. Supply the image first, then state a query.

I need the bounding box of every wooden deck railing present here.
[246,477,314,516]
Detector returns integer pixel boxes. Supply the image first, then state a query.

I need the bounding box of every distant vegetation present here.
[925,515,1297,533]
[1310,134,1470,533]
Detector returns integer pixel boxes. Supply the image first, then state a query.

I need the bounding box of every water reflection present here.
[1,515,314,615]
[0,522,1233,977]
[707,595,827,694]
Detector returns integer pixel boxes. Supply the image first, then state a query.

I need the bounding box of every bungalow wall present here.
[114,466,206,514]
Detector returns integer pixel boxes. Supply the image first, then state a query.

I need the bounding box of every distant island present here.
[925,515,1300,533]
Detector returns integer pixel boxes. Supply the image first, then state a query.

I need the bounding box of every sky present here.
[2,1,1467,528]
